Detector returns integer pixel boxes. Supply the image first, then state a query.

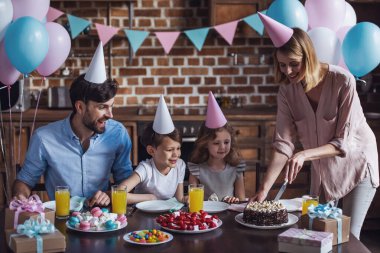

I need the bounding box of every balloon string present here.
[30,78,43,137]
[0,86,9,203]
[17,77,25,165]
[7,86,15,174]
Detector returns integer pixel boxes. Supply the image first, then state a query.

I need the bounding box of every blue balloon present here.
[342,22,380,77]
[4,16,49,74]
[267,0,308,31]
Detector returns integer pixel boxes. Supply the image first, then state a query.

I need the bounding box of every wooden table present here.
[0,208,371,253]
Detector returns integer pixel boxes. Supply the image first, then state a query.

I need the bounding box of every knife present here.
[273,181,288,201]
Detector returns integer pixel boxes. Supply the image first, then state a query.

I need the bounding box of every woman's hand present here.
[286,151,306,184]
[249,189,268,203]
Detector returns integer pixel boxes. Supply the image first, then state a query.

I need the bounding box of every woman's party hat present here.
[84,42,107,83]
[205,91,227,129]
[153,95,175,134]
[257,12,293,48]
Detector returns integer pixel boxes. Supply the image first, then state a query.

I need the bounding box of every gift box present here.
[300,214,350,245]
[5,215,65,253]
[278,228,333,253]
[6,229,66,253]
[5,195,55,229]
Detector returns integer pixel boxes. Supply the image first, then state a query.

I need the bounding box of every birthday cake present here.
[67,207,127,231]
[243,200,288,226]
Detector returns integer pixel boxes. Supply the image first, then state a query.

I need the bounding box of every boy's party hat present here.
[206,91,227,129]
[84,42,107,83]
[153,95,175,134]
[257,12,293,48]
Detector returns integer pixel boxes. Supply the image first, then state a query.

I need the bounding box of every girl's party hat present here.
[205,91,227,129]
[153,95,175,134]
[84,42,107,83]
[257,12,293,48]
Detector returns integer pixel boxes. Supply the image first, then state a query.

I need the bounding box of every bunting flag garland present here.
[214,20,239,45]
[49,8,268,53]
[95,23,120,46]
[184,27,210,51]
[67,14,91,39]
[46,7,64,22]
[155,31,181,54]
[124,29,150,53]
[243,10,267,36]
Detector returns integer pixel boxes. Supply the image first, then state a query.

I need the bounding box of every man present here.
[12,42,133,207]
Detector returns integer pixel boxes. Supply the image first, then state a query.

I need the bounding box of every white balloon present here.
[308,27,341,65]
[0,0,13,41]
[343,2,357,27]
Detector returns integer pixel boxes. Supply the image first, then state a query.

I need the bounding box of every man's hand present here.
[12,193,28,202]
[88,191,110,207]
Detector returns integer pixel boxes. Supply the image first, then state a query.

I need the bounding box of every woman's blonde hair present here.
[189,123,241,166]
[273,28,321,92]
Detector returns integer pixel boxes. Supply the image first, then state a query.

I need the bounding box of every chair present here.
[255,162,311,199]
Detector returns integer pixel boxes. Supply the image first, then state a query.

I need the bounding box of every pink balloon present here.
[37,22,71,77]
[12,0,50,21]
[305,0,346,32]
[0,42,20,85]
[336,26,352,43]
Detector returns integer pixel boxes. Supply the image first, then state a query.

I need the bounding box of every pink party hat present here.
[153,95,175,134]
[257,12,293,48]
[205,91,227,129]
[85,42,107,84]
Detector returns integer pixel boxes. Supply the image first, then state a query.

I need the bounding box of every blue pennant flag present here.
[243,10,267,36]
[184,27,210,51]
[67,14,91,39]
[124,29,150,53]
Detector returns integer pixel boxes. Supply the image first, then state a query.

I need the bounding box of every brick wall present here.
[31,0,278,107]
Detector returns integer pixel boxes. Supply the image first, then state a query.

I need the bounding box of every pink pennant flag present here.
[155,32,181,54]
[95,23,119,46]
[46,7,64,22]
[214,21,239,45]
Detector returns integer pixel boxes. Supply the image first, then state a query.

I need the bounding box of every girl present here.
[188,92,245,204]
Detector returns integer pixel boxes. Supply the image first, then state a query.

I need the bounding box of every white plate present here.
[43,200,83,211]
[123,230,173,245]
[136,200,178,213]
[66,221,127,233]
[203,201,229,213]
[279,199,302,212]
[235,213,298,230]
[158,220,222,234]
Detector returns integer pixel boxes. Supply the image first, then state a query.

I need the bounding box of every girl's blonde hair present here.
[189,122,241,166]
[273,28,321,92]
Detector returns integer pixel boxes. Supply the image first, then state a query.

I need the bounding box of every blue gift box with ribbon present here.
[300,202,351,245]
[5,215,66,253]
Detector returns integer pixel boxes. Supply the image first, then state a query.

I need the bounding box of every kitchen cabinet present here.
[209,0,268,36]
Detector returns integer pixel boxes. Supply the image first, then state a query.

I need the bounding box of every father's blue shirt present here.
[17,115,133,200]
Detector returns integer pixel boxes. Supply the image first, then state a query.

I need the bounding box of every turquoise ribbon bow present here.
[307,202,342,244]
[10,215,55,253]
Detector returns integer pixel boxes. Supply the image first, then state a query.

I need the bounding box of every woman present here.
[252,13,379,239]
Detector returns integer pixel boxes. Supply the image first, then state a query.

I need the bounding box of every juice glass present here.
[189,184,204,213]
[111,185,127,215]
[302,195,319,215]
[55,186,70,219]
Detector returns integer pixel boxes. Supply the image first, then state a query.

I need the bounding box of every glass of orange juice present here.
[189,184,204,213]
[302,195,319,215]
[111,185,127,215]
[55,186,70,219]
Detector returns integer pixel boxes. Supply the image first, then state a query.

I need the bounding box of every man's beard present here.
[83,114,107,134]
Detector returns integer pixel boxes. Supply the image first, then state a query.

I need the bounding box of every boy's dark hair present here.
[140,122,182,148]
[189,122,241,166]
[69,74,118,113]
